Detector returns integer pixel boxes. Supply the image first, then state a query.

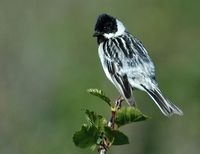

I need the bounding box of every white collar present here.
[103,20,126,39]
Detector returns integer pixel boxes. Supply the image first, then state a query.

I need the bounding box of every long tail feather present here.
[142,85,183,117]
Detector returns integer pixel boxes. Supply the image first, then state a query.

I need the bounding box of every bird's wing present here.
[130,35,156,78]
[117,34,156,80]
[105,58,133,101]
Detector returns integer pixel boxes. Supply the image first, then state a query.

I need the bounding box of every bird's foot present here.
[115,95,124,109]
[109,96,125,129]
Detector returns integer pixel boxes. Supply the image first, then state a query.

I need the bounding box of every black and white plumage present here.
[93,14,183,117]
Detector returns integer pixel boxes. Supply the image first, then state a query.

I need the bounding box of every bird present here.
[93,13,183,117]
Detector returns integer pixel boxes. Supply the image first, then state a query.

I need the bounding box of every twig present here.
[108,96,124,129]
[99,96,124,153]
[98,145,107,154]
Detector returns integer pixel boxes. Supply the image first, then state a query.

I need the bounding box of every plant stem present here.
[108,96,124,129]
[100,149,106,154]
[99,96,124,153]
[100,148,106,154]
[98,145,107,154]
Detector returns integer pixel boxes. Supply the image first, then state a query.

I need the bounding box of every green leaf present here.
[115,107,149,127]
[87,88,111,106]
[104,126,129,145]
[85,109,107,130]
[73,124,99,149]
[90,144,97,151]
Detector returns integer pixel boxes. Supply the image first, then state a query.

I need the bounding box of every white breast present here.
[98,43,114,84]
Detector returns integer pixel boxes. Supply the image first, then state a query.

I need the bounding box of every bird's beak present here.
[93,31,101,37]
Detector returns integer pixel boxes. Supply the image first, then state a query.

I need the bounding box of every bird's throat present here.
[97,35,107,45]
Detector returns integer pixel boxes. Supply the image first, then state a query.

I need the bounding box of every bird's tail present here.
[142,85,183,117]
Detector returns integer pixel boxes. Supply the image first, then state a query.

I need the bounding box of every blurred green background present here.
[0,0,200,154]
